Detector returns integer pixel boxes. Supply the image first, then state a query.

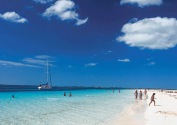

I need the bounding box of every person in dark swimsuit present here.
[134,90,138,99]
[69,92,72,97]
[64,92,66,96]
[149,93,156,106]
[139,90,142,100]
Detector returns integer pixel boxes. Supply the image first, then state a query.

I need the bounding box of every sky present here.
[0,0,177,89]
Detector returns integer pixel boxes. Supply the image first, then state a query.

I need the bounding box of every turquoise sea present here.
[0,89,139,125]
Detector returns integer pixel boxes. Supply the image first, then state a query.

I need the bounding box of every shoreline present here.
[1,89,177,124]
[103,89,147,125]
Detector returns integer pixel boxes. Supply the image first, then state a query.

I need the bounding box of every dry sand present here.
[145,90,177,125]
[105,89,177,125]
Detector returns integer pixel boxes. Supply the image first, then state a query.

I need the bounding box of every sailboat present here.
[38,60,52,90]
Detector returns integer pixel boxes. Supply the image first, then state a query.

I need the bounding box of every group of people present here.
[134,89,156,106]
[134,89,147,100]
[64,92,72,97]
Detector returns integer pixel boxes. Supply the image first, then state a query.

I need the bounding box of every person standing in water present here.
[69,92,72,97]
[64,92,66,96]
[149,93,156,106]
[134,90,138,99]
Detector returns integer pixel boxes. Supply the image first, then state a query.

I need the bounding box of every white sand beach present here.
[145,90,177,125]
[105,89,177,125]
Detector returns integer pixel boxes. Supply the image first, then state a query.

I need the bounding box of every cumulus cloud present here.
[43,0,88,25]
[0,60,40,68]
[0,12,27,23]
[117,59,130,62]
[117,17,177,50]
[85,63,97,67]
[120,0,163,7]
[33,0,54,4]
[129,18,138,23]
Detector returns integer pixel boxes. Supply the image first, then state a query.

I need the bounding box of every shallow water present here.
[0,89,135,125]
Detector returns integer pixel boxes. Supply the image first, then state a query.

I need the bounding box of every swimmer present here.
[69,92,72,97]
[64,92,66,96]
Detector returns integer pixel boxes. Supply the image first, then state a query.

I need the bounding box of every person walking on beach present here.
[139,90,142,100]
[134,90,138,99]
[149,93,156,106]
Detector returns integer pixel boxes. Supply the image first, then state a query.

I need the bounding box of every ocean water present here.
[0,89,136,125]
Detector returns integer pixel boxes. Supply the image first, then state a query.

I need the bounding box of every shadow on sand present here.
[155,105,162,106]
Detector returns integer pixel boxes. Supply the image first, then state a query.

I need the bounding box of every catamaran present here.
[38,60,52,90]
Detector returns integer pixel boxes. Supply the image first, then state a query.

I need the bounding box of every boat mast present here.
[46,60,49,84]
[49,61,52,86]
[49,67,52,86]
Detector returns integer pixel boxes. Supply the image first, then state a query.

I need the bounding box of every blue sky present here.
[0,0,177,89]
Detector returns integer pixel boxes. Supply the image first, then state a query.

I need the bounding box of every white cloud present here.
[76,18,88,26]
[43,0,88,25]
[85,63,97,67]
[107,50,112,53]
[0,12,27,23]
[33,0,54,4]
[105,50,112,55]
[0,60,40,68]
[148,62,156,66]
[35,55,52,59]
[129,18,138,23]
[23,58,47,66]
[0,55,54,68]
[23,55,54,66]
[120,0,163,7]
[117,17,177,50]
[117,59,130,62]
